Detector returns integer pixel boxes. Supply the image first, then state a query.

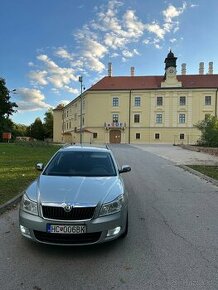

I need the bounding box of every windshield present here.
[43,151,117,177]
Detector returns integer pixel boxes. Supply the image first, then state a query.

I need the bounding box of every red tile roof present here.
[88,75,218,91]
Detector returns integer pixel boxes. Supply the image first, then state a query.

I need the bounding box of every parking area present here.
[132,144,218,166]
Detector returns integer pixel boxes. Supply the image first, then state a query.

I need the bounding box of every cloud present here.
[169,38,177,43]
[143,39,150,45]
[28,70,48,86]
[55,48,74,61]
[28,62,35,67]
[123,10,144,38]
[163,3,187,23]
[35,54,78,90]
[23,0,189,111]
[145,22,165,39]
[122,48,139,58]
[16,88,50,111]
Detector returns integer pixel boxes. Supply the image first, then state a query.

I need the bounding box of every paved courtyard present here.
[132,144,218,166]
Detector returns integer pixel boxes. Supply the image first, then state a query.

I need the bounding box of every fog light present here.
[20,225,30,236]
[107,226,121,237]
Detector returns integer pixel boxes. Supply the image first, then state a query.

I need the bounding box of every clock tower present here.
[165,50,177,71]
[161,50,182,87]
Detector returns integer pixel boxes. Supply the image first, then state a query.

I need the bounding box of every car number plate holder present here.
[47,224,87,234]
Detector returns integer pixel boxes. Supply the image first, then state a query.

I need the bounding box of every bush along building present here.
[53,51,218,144]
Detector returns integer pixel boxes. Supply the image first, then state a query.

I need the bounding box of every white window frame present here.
[112,97,119,107]
[180,96,186,106]
[205,96,211,106]
[112,113,119,123]
[156,113,163,124]
[134,114,140,123]
[179,113,186,124]
[157,96,163,106]
[134,96,141,107]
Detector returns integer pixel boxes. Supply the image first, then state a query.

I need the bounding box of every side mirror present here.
[36,163,44,171]
[119,165,131,174]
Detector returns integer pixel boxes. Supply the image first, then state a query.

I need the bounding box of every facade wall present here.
[54,87,217,145]
[53,110,63,143]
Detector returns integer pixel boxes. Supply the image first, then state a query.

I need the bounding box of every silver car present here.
[19,145,131,245]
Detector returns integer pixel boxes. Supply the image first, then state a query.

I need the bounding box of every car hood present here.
[26,175,123,206]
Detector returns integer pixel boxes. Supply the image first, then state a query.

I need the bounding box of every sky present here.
[0,0,218,125]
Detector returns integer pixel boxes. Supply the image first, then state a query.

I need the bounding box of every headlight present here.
[99,195,124,217]
[20,194,38,216]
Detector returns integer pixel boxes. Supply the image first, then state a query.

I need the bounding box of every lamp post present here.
[79,76,83,144]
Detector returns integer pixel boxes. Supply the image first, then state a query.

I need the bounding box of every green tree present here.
[43,108,53,139]
[0,78,18,139]
[12,123,28,137]
[28,118,45,140]
[195,115,218,147]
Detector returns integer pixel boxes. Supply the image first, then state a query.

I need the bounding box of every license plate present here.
[47,224,87,234]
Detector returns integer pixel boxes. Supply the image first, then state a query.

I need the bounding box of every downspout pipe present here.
[215,88,218,118]
[128,90,132,144]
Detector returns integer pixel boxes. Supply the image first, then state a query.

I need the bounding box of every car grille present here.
[34,231,101,244]
[42,206,96,220]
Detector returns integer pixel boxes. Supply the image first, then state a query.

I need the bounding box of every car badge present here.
[64,204,72,212]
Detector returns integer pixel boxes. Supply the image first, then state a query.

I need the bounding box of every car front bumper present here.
[19,206,128,246]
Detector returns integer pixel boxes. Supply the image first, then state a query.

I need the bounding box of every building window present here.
[205,96,211,106]
[136,133,140,139]
[156,113,162,124]
[112,97,119,107]
[157,96,163,106]
[93,133,97,139]
[155,133,160,140]
[134,96,141,107]
[180,96,186,106]
[66,110,68,117]
[180,134,185,140]
[134,114,140,123]
[83,99,85,110]
[112,113,119,123]
[74,113,77,121]
[179,114,186,124]
[82,117,84,125]
[69,121,71,129]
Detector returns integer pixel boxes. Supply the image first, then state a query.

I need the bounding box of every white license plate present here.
[47,224,87,234]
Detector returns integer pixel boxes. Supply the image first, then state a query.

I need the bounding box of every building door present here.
[109,130,121,143]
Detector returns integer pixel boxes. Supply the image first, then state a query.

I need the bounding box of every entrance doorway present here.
[109,130,121,143]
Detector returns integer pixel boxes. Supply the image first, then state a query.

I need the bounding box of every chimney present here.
[181,63,186,75]
[130,66,135,76]
[208,62,213,75]
[108,62,112,77]
[199,62,204,75]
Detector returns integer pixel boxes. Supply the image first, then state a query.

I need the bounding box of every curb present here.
[179,165,218,187]
[0,193,23,215]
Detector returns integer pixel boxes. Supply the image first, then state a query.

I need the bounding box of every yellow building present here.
[53,51,218,145]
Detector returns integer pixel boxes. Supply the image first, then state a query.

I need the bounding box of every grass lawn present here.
[0,142,61,205]
[187,165,218,181]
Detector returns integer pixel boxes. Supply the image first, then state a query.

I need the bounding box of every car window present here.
[43,151,117,177]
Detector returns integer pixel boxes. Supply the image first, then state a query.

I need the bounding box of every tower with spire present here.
[161,50,182,88]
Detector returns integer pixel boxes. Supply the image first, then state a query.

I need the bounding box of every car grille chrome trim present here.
[42,205,96,220]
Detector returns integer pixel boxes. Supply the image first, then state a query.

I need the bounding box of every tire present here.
[120,214,128,238]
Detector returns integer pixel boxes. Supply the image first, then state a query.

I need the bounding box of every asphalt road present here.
[1,144,218,290]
